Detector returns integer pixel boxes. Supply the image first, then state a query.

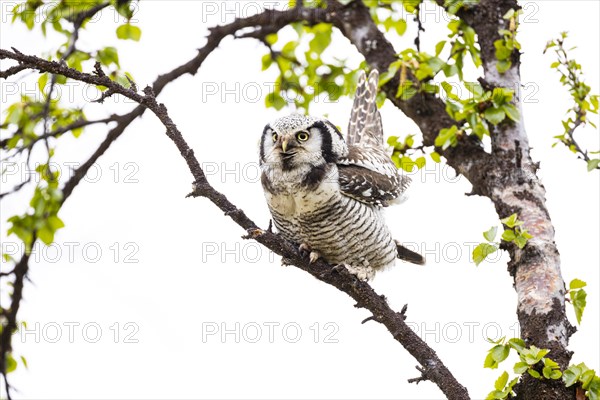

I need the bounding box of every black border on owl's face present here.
[310,120,345,163]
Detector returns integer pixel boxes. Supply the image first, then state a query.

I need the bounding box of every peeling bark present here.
[1,1,584,398]
[330,1,576,398]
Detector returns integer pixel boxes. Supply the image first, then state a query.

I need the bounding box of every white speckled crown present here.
[270,114,320,135]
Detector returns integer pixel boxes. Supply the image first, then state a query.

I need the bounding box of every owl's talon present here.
[299,243,311,258]
[309,251,321,264]
[332,264,346,273]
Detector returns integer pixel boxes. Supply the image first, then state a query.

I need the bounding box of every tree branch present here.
[430,1,576,398]
[0,239,32,400]
[0,64,28,79]
[158,95,472,400]
[9,3,567,398]
[1,26,470,400]
[0,116,116,153]
[0,8,331,395]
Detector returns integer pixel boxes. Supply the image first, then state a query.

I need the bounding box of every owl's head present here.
[260,114,348,170]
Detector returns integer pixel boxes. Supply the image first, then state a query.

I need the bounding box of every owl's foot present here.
[299,243,321,264]
[309,251,321,264]
[333,264,375,282]
[299,243,311,257]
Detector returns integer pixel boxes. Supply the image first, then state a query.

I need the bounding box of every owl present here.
[259,70,424,280]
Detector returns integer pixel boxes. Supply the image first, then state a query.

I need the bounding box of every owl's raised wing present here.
[337,145,410,207]
[346,70,383,147]
[340,69,409,207]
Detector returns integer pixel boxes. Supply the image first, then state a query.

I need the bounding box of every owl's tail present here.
[396,242,426,265]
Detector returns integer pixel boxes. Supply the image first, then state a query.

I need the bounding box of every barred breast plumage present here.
[259,70,424,280]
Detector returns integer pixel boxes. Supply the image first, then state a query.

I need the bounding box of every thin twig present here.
[0,5,472,399]
[0,64,28,79]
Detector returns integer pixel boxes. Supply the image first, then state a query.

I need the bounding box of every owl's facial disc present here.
[260,114,348,171]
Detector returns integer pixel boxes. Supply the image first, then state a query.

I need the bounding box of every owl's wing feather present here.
[338,145,410,207]
[347,70,383,147]
[342,69,411,207]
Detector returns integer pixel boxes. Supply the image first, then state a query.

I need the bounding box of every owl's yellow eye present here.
[296,132,309,142]
[272,133,278,142]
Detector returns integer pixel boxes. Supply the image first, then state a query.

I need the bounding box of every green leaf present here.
[112,0,134,19]
[47,215,65,231]
[435,40,446,56]
[581,369,595,389]
[549,370,562,380]
[55,74,67,85]
[308,25,332,54]
[265,33,278,45]
[415,156,426,169]
[265,92,286,110]
[586,376,600,399]
[37,226,54,245]
[379,60,402,86]
[497,59,512,73]
[503,103,520,122]
[569,278,587,290]
[484,352,499,369]
[514,235,528,249]
[544,358,559,368]
[484,107,506,125]
[396,82,417,100]
[435,125,458,150]
[501,213,521,228]
[6,353,17,373]
[495,371,509,391]
[483,226,498,242]
[494,40,512,60]
[426,56,446,74]
[514,361,529,374]
[116,23,141,41]
[66,50,91,71]
[399,156,415,172]
[491,345,510,363]
[431,151,441,163]
[508,338,526,352]
[38,73,48,95]
[465,82,484,99]
[261,54,272,71]
[503,8,515,19]
[528,346,549,362]
[528,369,541,379]
[395,19,407,36]
[563,368,580,387]
[501,229,516,242]
[20,355,28,369]
[473,243,498,266]
[587,159,600,171]
[570,288,587,324]
[97,47,120,68]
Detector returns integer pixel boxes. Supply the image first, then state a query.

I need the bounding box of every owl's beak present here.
[281,138,289,153]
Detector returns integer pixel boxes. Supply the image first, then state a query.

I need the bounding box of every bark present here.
[0,1,582,398]
[330,1,576,398]
[0,15,470,396]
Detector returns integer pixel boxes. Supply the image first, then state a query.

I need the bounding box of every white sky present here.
[0,1,599,399]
